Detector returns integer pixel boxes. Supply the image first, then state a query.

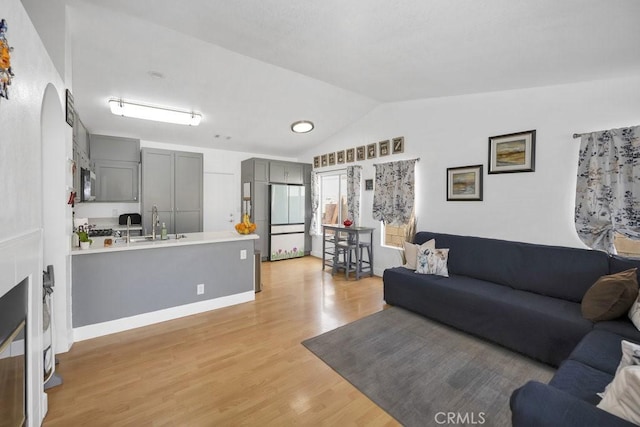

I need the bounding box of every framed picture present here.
[337,150,345,164]
[488,130,536,174]
[321,154,328,167]
[392,136,404,154]
[365,179,374,191]
[65,89,75,127]
[328,152,336,166]
[313,156,321,168]
[356,146,366,161]
[379,140,390,156]
[447,165,483,201]
[346,148,355,163]
[367,143,377,159]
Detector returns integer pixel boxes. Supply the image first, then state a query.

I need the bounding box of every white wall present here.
[300,76,640,274]
[0,0,68,424]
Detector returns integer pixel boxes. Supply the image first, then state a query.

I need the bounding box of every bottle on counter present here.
[161,222,168,240]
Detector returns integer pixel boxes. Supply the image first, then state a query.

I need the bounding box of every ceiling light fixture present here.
[108,98,202,126]
[291,120,314,133]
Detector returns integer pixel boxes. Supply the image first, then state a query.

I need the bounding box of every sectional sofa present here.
[383,231,640,426]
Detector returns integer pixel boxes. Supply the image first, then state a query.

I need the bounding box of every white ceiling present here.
[65,0,640,157]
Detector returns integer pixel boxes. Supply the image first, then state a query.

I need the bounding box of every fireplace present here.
[0,278,27,427]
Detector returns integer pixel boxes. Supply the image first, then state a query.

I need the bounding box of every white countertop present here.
[71,231,259,255]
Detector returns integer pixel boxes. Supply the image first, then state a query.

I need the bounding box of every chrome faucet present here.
[126,215,131,244]
[151,205,159,240]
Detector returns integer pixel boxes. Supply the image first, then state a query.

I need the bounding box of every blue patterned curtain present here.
[575,125,640,253]
[346,166,362,225]
[373,159,416,225]
[309,170,320,235]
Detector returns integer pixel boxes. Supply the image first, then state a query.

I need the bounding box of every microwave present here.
[81,168,96,202]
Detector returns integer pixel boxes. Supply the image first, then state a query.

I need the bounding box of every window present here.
[384,223,409,248]
[319,172,347,227]
[614,233,640,259]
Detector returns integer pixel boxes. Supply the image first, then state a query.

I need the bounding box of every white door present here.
[204,172,239,231]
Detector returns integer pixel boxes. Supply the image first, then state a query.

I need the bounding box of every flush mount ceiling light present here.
[108,98,202,126]
[291,120,314,133]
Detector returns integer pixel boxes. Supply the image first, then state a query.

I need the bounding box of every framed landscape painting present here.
[447,165,483,201]
[488,130,536,174]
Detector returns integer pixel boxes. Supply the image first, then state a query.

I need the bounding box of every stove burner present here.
[88,229,113,237]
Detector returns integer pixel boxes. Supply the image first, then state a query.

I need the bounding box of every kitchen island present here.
[71,231,259,341]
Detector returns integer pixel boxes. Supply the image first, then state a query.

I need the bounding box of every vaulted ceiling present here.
[62,0,640,157]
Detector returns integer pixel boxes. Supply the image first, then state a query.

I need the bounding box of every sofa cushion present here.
[595,320,640,342]
[383,267,592,366]
[581,269,638,322]
[568,330,625,374]
[414,232,610,302]
[610,255,640,283]
[549,360,613,405]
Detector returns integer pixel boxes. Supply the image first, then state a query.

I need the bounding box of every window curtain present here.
[372,159,417,225]
[346,165,362,225]
[309,170,320,235]
[575,125,640,253]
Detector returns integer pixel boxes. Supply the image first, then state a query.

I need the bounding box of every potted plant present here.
[77,230,93,250]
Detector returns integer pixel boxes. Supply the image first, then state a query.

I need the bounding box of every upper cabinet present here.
[89,134,140,202]
[269,161,303,184]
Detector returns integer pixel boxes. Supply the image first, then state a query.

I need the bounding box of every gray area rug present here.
[302,307,554,427]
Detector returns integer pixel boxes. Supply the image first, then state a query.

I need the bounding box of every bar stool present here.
[333,240,358,279]
[357,241,373,277]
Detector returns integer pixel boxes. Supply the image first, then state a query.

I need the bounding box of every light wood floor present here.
[44,256,398,426]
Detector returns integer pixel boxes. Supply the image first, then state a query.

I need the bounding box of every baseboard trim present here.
[73,291,255,342]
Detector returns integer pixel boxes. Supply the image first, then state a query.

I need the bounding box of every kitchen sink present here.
[128,234,187,243]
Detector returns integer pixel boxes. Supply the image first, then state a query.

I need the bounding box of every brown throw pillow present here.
[582,268,639,322]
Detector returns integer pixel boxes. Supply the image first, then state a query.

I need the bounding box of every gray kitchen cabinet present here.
[89,134,140,202]
[241,158,310,260]
[90,134,140,162]
[94,160,139,202]
[72,118,90,204]
[269,161,303,184]
[141,148,203,235]
[304,163,312,255]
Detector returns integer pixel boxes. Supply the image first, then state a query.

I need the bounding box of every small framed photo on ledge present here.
[356,146,366,161]
[328,152,336,166]
[337,150,345,164]
[488,130,536,174]
[346,148,355,163]
[447,165,483,201]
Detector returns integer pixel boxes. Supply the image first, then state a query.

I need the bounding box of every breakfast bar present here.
[71,231,258,341]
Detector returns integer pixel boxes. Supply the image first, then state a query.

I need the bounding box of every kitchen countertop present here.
[71,231,259,255]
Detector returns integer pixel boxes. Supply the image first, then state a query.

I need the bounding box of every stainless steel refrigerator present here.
[269,184,305,261]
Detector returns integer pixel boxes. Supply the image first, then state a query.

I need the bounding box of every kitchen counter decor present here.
[235,213,256,235]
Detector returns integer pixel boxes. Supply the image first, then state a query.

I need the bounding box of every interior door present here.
[204,172,239,231]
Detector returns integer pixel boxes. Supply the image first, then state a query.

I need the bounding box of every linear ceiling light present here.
[291,120,314,133]
[108,98,202,126]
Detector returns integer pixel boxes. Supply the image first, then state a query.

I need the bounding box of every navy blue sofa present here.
[382,231,640,426]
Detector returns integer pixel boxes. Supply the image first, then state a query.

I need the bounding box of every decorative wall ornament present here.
[488,130,536,173]
[365,179,374,190]
[328,152,336,166]
[356,145,366,161]
[321,154,328,167]
[447,165,483,201]
[337,150,345,164]
[392,136,405,154]
[367,143,377,159]
[379,140,390,156]
[313,156,320,168]
[346,148,355,163]
[0,19,15,101]
[65,89,75,127]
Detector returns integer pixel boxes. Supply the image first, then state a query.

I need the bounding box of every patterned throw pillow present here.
[416,247,449,277]
[598,340,640,398]
[402,239,435,270]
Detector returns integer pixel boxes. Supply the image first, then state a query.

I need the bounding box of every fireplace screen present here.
[0,320,26,427]
[0,278,27,427]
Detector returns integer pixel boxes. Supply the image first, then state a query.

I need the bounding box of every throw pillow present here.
[581,268,638,322]
[597,365,640,424]
[416,247,449,277]
[629,290,640,331]
[598,340,640,398]
[403,239,435,270]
